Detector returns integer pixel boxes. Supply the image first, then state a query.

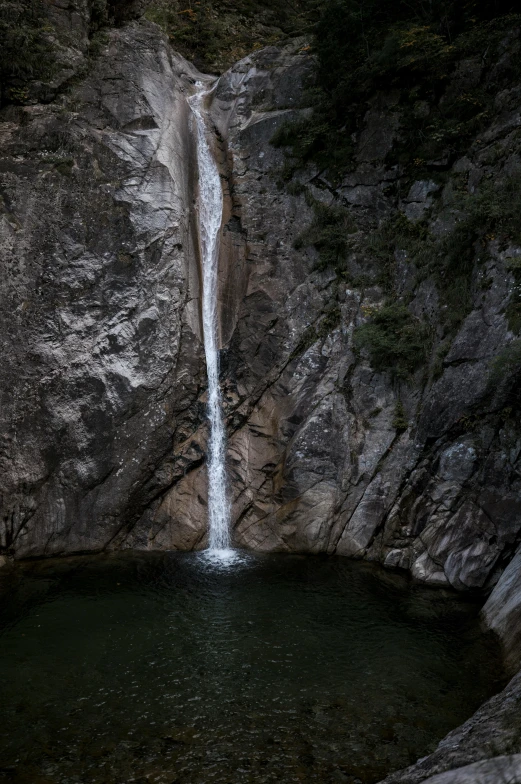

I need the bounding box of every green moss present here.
[432,341,450,380]
[354,303,431,380]
[117,250,134,265]
[489,340,521,386]
[506,299,521,335]
[54,158,74,176]
[317,304,341,337]
[271,114,354,182]
[392,400,408,431]
[285,180,306,197]
[484,339,521,415]
[88,30,110,59]
[440,178,521,330]
[89,0,109,31]
[364,212,434,291]
[458,178,521,246]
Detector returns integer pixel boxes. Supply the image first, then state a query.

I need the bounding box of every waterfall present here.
[189,82,231,553]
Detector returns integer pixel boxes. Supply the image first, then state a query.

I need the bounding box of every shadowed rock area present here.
[1,2,520,588]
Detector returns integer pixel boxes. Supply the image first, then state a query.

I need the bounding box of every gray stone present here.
[380,670,521,783]
[438,441,477,482]
[421,755,521,784]
[1,7,521,649]
[2,16,521,784]
[484,546,521,672]
[402,180,440,221]
[0,21,210,556]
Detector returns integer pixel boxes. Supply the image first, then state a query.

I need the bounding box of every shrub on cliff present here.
[354,303,431,380]
[487,339,521,413]
[273,0,521,181]
[0,0,56,106]
[360,176,521,334]
[145,0,321,73]
[294,197,357,272]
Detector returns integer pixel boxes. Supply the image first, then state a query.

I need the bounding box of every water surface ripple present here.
[0,551,505,784]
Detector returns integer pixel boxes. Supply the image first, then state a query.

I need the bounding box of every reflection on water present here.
[0,551,505,784]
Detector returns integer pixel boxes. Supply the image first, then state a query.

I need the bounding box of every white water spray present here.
[189,82,231,553]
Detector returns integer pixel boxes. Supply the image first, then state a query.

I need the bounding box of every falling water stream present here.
[189,82,231,553]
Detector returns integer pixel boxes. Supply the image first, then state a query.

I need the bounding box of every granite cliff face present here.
[1,3,519,592]
[0,16,212,557]
[206,36,521,599]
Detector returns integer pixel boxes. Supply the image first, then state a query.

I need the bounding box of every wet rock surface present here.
[380,668,521,784]
[1,9,519,592]
[412,755,521,784]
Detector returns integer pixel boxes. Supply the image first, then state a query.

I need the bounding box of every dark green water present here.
[0,550,504,784]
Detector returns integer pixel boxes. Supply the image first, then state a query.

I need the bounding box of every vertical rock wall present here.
[1,15,520,601]
[1,16,521,784]
[0,22,211,556]
[204,39,521,594]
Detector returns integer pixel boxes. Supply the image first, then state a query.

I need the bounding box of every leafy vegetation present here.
[145,0,321,73]
[487,340,521,413]
[354,303,431,380]
[294,195,357,273]
[271,0,521,373]
[288,172,521,362]
[490,339,521,383]
[0,0,137,107]
[392,400,408,431]
[358,177,521,334]
[317,303,341,337]
[142,0,521,368]
[274,0,520,181]
[442,178,521,332]
[0,0,56,106]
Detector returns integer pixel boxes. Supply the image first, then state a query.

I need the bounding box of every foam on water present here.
[196,548,252,572]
